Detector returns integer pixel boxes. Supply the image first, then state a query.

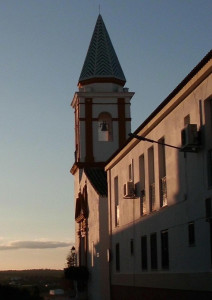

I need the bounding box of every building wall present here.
[74,170,110,300]
[106,61,212,296]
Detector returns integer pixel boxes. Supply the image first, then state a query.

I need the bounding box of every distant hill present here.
[0,269,65,298]
[0,269,63,285]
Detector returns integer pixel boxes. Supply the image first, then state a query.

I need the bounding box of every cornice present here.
[71,91,135,107]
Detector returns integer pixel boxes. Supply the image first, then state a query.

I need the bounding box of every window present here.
[148,147,155,211]
[150,233,157,270]
[130,239,134,256]
[206,198,212,220]
[98,112,112,141]
[206,198,212,263]
[209,220,212,266]
[205,99,212,187]
[115,243,120,272]
[141,235,148,270]
[161,230,169,269]
[158,137,167,207]
[140,190,146,216]
[91,241,94,267]
[208,150,212,188]
[188,222,195,246]
[114,176,119,226]
[210,100,212,131]
[139,154,146,215]
[129,163,132,181]
[184,114,190,126]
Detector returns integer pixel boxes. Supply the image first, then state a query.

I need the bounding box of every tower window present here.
[98,112,112,141]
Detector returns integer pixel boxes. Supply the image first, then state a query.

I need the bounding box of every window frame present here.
[150,232,158,270]
[115,243,120,272]
[141,235,148,270]
[161,229,169,269]
[188,222,195,246]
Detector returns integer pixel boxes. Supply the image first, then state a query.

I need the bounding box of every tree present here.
[66,246,76,267]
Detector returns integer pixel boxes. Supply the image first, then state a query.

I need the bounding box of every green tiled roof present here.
[79,14,126,85]
[84,168,107,196]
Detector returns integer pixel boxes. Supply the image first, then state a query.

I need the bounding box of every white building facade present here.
[105,51,212,299]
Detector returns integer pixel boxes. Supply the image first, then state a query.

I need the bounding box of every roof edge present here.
[78,77,126,87]
[134,49,212,136]
[105,49,212,170]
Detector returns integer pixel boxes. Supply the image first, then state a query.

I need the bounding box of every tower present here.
[70,15,134,299]
[71,15,134,174]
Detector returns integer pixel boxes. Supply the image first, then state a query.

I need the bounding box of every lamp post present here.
[129,133,182,150]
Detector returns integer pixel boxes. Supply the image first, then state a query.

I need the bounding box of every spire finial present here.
[99,4,101,14]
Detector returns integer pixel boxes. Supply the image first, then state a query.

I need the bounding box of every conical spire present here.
[78,15,126,86]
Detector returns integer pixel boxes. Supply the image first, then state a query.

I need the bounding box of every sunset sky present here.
[0,0,211,270]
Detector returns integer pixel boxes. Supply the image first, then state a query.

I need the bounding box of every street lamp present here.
[129,133,182,150]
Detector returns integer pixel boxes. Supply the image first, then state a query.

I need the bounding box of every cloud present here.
[0,240,71,251]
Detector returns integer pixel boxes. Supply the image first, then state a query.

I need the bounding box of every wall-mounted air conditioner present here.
[181,124,200,152]
[123,181,134,198]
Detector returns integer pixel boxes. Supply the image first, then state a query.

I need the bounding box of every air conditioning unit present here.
[124,181,134,198]
[181,124,199,151]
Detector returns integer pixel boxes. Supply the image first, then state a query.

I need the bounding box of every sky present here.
[0,0,211,270]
